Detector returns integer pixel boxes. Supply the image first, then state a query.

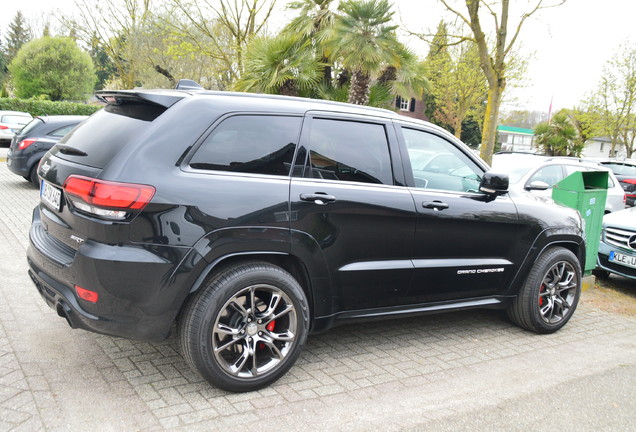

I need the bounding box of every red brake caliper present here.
[539,284,545,306]
[266,320,276,332]
[258,321,276,350]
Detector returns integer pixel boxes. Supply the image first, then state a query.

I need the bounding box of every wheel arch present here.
[505,230,585,297]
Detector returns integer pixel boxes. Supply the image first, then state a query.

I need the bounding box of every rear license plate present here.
[40,181,62,211]
[609,251,636,269]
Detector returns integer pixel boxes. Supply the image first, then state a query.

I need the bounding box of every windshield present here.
[491,155,546,184]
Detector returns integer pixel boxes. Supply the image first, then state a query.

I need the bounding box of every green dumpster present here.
[551,170,608,273]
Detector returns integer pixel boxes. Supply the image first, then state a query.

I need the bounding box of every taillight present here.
[75,285,99,303]
[18,138,37,150]
[63,175,155,220]
[0,125,7,130]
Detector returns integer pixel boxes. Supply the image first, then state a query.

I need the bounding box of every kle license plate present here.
[40,181,62,211]
[609,251,636,269]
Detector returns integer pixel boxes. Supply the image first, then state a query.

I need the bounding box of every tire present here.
[592,268,610,279]
[508,247,581,334]
[179,261,309,392]
[29,163,40,188]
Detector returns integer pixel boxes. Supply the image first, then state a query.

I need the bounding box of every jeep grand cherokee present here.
[27,87,585,392]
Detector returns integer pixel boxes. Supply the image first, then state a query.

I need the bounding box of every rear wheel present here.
[508,247,581,334]
[179,261,309,392]
[29,163,40,187]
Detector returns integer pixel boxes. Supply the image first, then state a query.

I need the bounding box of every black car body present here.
[7,115,87,186]
[27,89,586,391]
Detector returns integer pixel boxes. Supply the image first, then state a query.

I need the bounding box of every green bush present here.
[0,98,102,116]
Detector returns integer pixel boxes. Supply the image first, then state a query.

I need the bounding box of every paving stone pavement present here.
[0,161,635,431]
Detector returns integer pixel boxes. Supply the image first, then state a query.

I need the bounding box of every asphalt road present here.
[0,157,634,431]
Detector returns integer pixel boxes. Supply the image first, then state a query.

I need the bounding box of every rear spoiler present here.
[96,80,204,108]
[95,90,188,108]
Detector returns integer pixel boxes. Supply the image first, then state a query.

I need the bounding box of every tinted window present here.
[51,103,166,168]
[190,115,301,176]
[307,118,393,185]
[402,128,482,192]
[18,118,44,136]
[50,124,77,137]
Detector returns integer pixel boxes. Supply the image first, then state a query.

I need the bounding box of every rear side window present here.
[307,118,393,185]
[189,115,301,176]
[51,102,166,168]
[50,124,77,137]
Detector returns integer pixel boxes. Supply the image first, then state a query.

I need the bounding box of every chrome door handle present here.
[422,201,449,211]
[300,193,337,205]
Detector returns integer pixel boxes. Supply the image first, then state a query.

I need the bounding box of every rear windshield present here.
[19,118,45,136]
[51,102,165,168]
[1,115,31,124]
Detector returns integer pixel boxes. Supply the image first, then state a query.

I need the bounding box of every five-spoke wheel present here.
[179,262,309,392]
[508,247,581,334]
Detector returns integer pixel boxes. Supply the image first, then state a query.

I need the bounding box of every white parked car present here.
[491,153,626,213]
[595,207,636,280]
[0,110,33,145]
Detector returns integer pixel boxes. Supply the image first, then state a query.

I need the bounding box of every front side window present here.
[402,127,482,192]
[307,118,393,185]
[190,115,302,176]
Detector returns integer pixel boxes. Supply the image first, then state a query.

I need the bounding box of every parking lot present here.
[0,157,635,431]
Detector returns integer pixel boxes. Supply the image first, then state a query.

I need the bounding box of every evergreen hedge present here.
[0,98,102,116]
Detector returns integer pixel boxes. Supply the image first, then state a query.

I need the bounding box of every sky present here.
[1,0,634,113]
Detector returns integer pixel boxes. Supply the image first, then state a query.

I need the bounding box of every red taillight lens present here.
[63,175,155,219]
[75,285,99,303]
[18,139,37,150]
[0,125,7,130]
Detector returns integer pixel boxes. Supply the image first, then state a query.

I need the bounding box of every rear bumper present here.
[27,207,198,341]
[6,150,30,176]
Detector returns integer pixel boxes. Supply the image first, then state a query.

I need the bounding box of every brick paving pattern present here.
[0,161,634,431]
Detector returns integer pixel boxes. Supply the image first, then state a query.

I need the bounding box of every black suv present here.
[28,88,585,392]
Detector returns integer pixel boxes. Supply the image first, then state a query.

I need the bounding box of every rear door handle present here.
[422,200,449,211]
[300,193,337,205]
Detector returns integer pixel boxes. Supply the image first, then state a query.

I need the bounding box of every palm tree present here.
[284,0,337,85]
[326,0,402,105]
[234,33,323,96]
[535,112,581,157]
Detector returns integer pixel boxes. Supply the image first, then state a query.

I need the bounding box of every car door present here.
[397,124,522,303]
[290,113,417,312]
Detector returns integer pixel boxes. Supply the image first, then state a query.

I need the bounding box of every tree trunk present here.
[454,117,463,139]
[348,70,370,105]
[479,83,504,165]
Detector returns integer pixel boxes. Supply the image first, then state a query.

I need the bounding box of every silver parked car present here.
[491,153,626,213]
[595,207,636,280]
[0,110,33,145]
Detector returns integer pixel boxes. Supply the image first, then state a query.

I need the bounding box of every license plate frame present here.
[40,180,62,212]
[609,250,636,269]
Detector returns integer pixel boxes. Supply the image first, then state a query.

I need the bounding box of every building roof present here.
[497,125,534,135]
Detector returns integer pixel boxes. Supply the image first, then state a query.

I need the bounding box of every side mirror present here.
[525,180,550,191]
[480,171,509,195]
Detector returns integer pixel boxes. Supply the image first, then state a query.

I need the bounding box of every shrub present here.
[0,98,102,116]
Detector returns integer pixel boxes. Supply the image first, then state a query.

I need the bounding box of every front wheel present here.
[179,262,309,392]
[508,247,581,334]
